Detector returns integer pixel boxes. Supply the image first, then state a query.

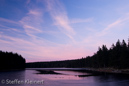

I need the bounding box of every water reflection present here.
[92,73,129,86]
[0,70,25,86]
[0,68,129,86]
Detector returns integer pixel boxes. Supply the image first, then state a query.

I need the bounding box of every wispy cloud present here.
[0,17,23,34]
[81,13,129,49]
[98,14,129,37]
[70,18,93,24]
[19,9,43,38]
[45,0,75,40]
[0,17,19,25]
[0,16,89,62]
[0,33,90,62]
[3,0,129,62]
[26,0,31,4]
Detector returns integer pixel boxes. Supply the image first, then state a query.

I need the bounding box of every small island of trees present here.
[0,51,26,70]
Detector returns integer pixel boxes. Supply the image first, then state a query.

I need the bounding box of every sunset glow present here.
[0,0,129,62]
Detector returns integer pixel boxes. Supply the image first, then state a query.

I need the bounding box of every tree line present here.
[26,39,129,69]
[84,39,129,69]
[0,51,26,70]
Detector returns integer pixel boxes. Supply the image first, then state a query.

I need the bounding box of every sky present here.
[0,0,129,62]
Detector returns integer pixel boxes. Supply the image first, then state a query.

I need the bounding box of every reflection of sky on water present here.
[0,70,25,86]
[0,69,129,86]
[54,70,90,75]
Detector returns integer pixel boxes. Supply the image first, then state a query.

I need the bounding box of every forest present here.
[0,51,26,70]
[26,39,129,69]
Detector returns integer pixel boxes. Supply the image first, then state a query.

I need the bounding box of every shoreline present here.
[86,68,129,74]
[2,67,129,75]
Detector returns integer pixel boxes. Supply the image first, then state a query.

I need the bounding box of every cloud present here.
[1,0,117,62]
[0,17,23,34]
[11,28,21,32]
[28,9,42,16]
[45,0,75,40]
[70,18,93,24]
[0,17,19,25]
[26,0,31,4]
[98,14,129,37]
[19,9,44,38]
[0,24,10,28]
[81,13,129,50]
[0,33,91,62]
[23,25,42,33]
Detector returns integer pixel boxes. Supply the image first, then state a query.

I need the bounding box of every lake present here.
[0,68,129,86]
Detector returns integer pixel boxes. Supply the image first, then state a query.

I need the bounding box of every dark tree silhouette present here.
[0,51,26,70]
[26,39,129,69]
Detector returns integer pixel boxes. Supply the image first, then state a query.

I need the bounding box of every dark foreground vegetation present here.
[0,51,26,70]
[26,39,129,69]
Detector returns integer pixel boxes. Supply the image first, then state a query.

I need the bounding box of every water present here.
[0,68,129,86]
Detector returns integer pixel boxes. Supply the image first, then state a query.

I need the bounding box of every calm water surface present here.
[0,68,129,86]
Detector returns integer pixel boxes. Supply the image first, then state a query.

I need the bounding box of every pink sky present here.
[0,0,129,62]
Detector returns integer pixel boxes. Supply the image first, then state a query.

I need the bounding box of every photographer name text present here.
[1,79,44,85]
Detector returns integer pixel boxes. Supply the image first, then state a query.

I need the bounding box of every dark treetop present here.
[26,39,129,69]
[0,51,26,70]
